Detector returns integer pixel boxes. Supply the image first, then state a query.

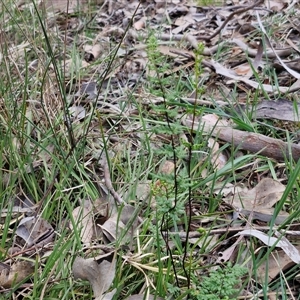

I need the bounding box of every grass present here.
[1,0,300,299]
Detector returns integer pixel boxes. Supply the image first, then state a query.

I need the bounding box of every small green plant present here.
[191,263,247,300]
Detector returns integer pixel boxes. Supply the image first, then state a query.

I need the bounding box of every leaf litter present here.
[2,0,300,298]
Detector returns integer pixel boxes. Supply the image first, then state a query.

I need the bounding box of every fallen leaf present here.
[256,12,300,79]
[233,64,251,76]
[72,256,116,300]
[75,81,98,101]
[100,205,138,244]
[257,248,297,283]
[0,261,34,288]
[224,178,288,224]
[133,17,147,30]
[68,106,86,122]
[208,60,289,93]
[237,99,300,122]
[100,217,126,243]
[207,138,227,170]
[265,0,288,11]
[70,199,94,244]
[16,216,54,247]
[236,229,300,264]
[228,178,285,209]
[84,44,101,62]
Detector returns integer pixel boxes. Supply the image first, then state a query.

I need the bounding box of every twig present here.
[102,158,124,205]
[214,127,300,162]
[183,116,300,162]
[101,157,144,224]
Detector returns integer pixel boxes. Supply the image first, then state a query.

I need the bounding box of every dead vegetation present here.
[1,0,300,299]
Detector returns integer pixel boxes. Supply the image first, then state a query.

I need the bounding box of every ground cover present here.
[1,0,300,299]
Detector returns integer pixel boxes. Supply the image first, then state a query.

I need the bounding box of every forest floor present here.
[1,0,300,299]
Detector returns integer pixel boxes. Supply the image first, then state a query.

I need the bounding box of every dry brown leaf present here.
[84,44,101,61]
[133,17,147,30]
[233,64,251,76]
[224,178,288,224]
[256,12,300,80]
[236,229,300,264]
[207,138,227,170]
[100,205,138,244]
[208,60,289,93]
[230,38,264,79]
[265,0,288,11]
[228,178,285,209]
[70,199,94,244]
[16,216,54,247]
[100,217,126,243]
[0,261,34,288]
[72,256,116,300]
[257,248,299,283]
[41,0,105,13]
[172,11,194,34]
[238,99,300,122]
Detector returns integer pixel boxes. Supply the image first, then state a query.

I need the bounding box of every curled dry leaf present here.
[100,217,126,243]
[233,63,252,77]
[72,256,116,300]
[265,0,288,12]
[84,44,101,61]
[236,229,300,264]
[100,205,138,244]
[207,60,289,93]
[16,216,54,247]
[0,261,34,288]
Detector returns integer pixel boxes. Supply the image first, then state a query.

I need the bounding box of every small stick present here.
[102,158,124,205]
